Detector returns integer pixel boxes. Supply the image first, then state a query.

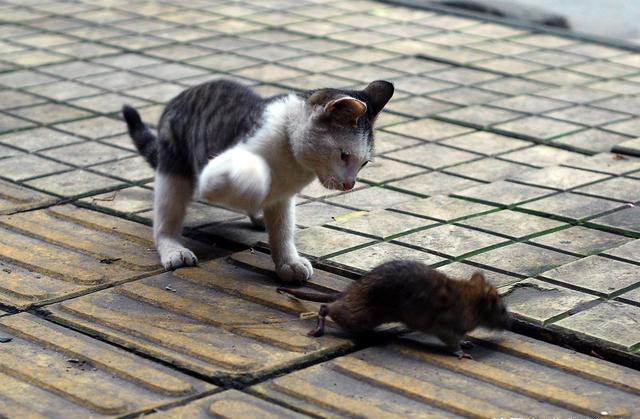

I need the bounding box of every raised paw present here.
[454,349,473,360]
[161,248,198,270]
[276,257,313,283]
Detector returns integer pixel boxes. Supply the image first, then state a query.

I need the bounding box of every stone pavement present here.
[1,0,640,416]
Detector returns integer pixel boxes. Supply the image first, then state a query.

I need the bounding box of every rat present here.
[277,260,511,359]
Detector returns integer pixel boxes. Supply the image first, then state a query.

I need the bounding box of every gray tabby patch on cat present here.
[122,79,393,282]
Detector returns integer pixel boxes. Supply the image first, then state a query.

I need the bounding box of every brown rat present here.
[277,259,511,359]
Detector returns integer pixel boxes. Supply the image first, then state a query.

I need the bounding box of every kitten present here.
[122,79,394,282]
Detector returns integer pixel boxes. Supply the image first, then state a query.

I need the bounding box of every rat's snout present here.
[342,180,355,191]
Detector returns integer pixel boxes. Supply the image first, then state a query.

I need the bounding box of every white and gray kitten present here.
[122,79,394,282]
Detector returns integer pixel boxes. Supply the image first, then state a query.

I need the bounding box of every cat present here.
[122,79,394,282]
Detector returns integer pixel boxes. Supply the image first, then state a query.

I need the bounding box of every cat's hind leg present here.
[154,172,198,270]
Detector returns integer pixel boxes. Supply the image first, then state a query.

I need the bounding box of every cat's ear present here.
[363,80,394,116]
[309,91,367,124]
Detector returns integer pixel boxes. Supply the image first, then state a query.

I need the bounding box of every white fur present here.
[195,94,316,282]
[154,172,198,270]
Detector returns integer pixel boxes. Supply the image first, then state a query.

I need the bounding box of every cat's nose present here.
[342,181,354,191]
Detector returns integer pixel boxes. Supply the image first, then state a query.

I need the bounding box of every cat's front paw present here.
[276,257,313,283]
[161,248,198,270]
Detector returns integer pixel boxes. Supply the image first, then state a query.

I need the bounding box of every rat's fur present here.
[277,260,511,358]
[122,80,393,281]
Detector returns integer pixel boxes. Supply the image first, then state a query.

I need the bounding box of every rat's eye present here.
[340,150,350,162]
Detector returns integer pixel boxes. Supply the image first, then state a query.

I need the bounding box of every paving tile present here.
[588,79,640,95]
[500,145,584,168]
[26,81,102,101]
[512,33,578,48]
[474,57,545,75]
[281,74,355,91]
[455,180,554,206]
[469,39,535,55]
[147,390,303,418]
[552,128,632,154]
[0,127,82,152]
[612,138,640,157]
[0,179,55,215]
[0,113,34,133]
[93,53,162,69]
[54,116,126,140]
[47,250,355,380]
[135,63,209,81]
[445,158,532,182]
[527,68,598,86]
[501,279,599,326]
[617,286,640,306]
[535,86,614,105]
[253,334,640,417]
[430,86,506,106]
[391,195,495,222]
[384,118,474,141]
[79,71,158,91]
[0,313,212,417]
[126,82,185,103]
[489,95,571,114]
[468,243,578,277]
[589,206,640,234]
[2,49,69,67]
[517,49,588,67]
[389,171,482,197]
[0,205,199,309]
[327,209,435,240]
[509,166,609,190]
[387,143,479,169]
[389,75,455,95]
[460,210,565,239]
[427,67,499,85]
[553,301,640,352]
[90,156,154,182]
[603,239,640,263]
[52,42,121,59]
[80,187,153,215]
[325,186,417,211]
[591,95,640,116]
[545,105,629,127]
[235,63,305,83]
[439,105,522,128]
[332,64,406,84]
[0,154,71,182]
[70,93,149,114]
[384,96,455,118]
[438,262,521,288]
[541,256,640,297]
[440,131,530,156]
[294,226,374,259]
[357,157,425,183]
[396,224,507,258]
[494,116,583,141]
[25,170,123,197]
[575,177,640,202]
[10,103,91,124]
[604,118,640,137]
[569,61,637,78]
[479,78,552,96]
[0,89,45,110]
[294,202,352,228]
[565,152,640,175]
[41,142,133,167]
[328,242,445,273]
[520,192,624,221]
[531,226,632,256]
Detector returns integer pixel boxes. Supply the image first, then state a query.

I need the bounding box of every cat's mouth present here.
[319,177,342,191]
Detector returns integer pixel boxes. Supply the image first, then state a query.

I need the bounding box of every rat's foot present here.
[276,257,313,283]
[460,340,474,349]
[454,349,473,360]
[160,247,198,270]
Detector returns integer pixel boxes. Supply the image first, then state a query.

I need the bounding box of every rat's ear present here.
[470,272,485,285]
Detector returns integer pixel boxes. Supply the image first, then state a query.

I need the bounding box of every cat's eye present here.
[340,150,350,162]
[361,161,369,168]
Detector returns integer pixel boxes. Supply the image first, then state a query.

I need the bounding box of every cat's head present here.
[291,80,394,191]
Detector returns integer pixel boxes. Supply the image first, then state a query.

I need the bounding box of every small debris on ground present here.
[0,337,12,343]
[99,257,121,264]
[165,284,177,292]
[91,191,119,202]
[249,248,255,254]
[613,154,628,160]
[1,268,10,274]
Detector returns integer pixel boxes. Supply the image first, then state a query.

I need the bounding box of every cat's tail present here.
[122,104,158,168]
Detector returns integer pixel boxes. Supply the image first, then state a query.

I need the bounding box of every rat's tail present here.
[122,104,158,168]
[277,287,340,303]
